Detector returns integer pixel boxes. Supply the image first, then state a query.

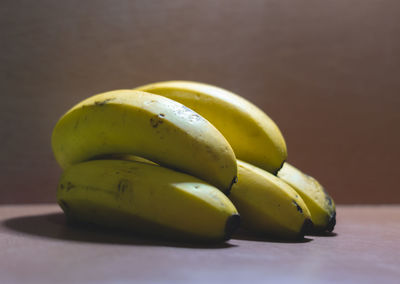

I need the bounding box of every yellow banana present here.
[135,81,287,174]
[52,90,237,193]
[277,163,336,233]
[229,160,313,240]
[57,159,240,242]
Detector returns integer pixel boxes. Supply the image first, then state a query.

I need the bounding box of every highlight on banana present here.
[52,80,336,243]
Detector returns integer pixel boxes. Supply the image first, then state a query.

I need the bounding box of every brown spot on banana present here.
[292,200,303,214]
[325,194,333,206]
[150,113,165,128]
[66,182,75,191]
[117,179,132,194]
[94,98,114,106]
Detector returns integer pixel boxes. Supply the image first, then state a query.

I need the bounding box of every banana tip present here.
[299,218,314,239]
[224,213,240,241]
[326,212,336,233]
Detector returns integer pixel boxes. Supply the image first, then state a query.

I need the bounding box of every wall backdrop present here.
[1,0,399,204]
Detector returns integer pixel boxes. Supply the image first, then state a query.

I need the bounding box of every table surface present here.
[0,204,399,284]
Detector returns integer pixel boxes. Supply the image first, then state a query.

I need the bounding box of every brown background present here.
[1,0,399,204]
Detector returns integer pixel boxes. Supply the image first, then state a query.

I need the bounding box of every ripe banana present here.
[135,81,287,174]
[277,163,336,233]
[229,160,313,240]
[52,90,237,193]
[57,159,240,242]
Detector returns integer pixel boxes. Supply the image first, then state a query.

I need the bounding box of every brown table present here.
[0,205,399,283]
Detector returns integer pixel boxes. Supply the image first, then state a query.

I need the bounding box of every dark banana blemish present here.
[150,113,165,128]
[60,184,64,190]
[94,98,113,106]
[224,214,241,241]
[118,179,131,193]
[66,182,75,191]
[325,194,333,206]
[292,200,303,213]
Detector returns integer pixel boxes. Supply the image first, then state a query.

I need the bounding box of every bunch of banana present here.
[134,80,336,235]
[92,156,314,240]
[230,160,313,240]
[52,90,237,194]
[52,81,336,242]
[52,90,240,242]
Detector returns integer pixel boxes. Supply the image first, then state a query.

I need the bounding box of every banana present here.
[229,160,313,240]
[135,81,287,174]
[57,159,240,242]
[52,90,237,194]
[277,163,336,233]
